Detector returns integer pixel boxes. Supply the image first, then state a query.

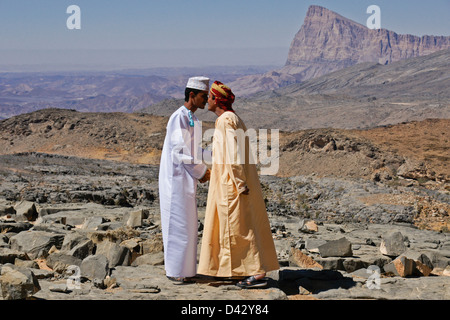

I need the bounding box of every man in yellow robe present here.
[198,81,279,288]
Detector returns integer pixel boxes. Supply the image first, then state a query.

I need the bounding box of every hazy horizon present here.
[1,0,449,72]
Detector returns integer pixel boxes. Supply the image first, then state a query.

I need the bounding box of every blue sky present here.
[0,0,449,71]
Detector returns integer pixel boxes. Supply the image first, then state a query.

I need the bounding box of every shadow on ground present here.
[275,269,357,295]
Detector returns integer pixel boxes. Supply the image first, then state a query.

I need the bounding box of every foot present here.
[167,276,188,285]
[236,274,267,289]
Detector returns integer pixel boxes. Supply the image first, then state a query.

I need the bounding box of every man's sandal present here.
[166,276,195,285]
[167,276,184,285]
[236,276,267,289]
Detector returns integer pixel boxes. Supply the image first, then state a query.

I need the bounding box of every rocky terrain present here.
[229,5,450,96]
[0,152,449,301]
[0,108,448,300]
[145,49,450,131]
[1,109,448,186]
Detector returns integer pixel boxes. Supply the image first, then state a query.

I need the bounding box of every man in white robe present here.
[159,76,211,284]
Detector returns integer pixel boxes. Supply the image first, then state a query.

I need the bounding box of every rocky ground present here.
[0,153,448,301]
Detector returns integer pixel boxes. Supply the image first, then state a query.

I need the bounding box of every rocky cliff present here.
[230,5,450,96]
[286,5,450,68]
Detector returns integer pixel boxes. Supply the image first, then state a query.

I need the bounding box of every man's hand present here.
[199,169,211,183]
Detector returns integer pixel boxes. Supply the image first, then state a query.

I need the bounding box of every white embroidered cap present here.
[186,76,210,91]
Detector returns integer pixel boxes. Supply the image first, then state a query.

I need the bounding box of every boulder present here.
[414,260,433,277]
[383,256,415,277]
[0,203,15,215]
[131,252,164,266]
[318,238,353,258]
[0,264,41,300]
[10,231,65,259]
[61,231,90,252]
[82,216,108,230]
[0,248,30,264]
[80,254,109,281]
[140,234,164,254]
[14,258,39,269]
[96,240,131,267]
[289,247,323,269]
[13,201,38,222]
[305,239,327,253]
[46,252,82,273]
[126,209,143,228]
[443,265,450,277]
[0,221,33,234]
[401,251,434,276]
[299,219,318,234]
[380,231,407,257]
[68,239,95,260]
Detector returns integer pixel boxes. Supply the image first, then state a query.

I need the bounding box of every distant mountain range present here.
[1,5,449,130]
[0,66,273,120]
[228,5,450,96]
[144,48,450,131]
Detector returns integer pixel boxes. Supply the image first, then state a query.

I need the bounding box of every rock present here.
[0,248,30,264]
[80,254,109,281]
[313,257,345,271]
[60,231,90,252]
[140,234,164,254]
[0,221,33,233]
[46,252,82,273]
[0,264,41,300]
[49,283,72,293]
[13,200,38,222]
[380,231,407,257]
[414,260,433,277]
[402,250,434,272]
[131,252,164,266]
[299,219,318,234]
[0,203,15,215]
[384,256,415,277]
[289,247,323,269]
[67,239,95,260]
[10,231,65,259]
[318,238,353,258]
[443,266,450,277]
[126,209,143,228]
[82,216,108,230]
[305,239,327,253]
[14,258,39,269]
[32,269,54,280]
[397,159,432,181]
[120,238,141,252]
[342,259,368,273]
[96,240,131,267]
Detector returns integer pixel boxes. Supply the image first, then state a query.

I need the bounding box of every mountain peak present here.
[306,5,337,17]
[228,6,450,96]
[286,6,450,68]
[304,5,357,24]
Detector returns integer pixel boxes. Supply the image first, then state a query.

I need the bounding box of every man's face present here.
[207,92,217,112]
[192,90,209,109]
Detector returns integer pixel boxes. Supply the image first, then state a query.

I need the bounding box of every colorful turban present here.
[210,81,235,112]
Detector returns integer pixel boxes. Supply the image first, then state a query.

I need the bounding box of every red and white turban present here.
[210,81,235,112]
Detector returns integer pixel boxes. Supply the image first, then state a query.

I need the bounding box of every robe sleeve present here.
[222,116,248,195]
[169,111,207,180]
